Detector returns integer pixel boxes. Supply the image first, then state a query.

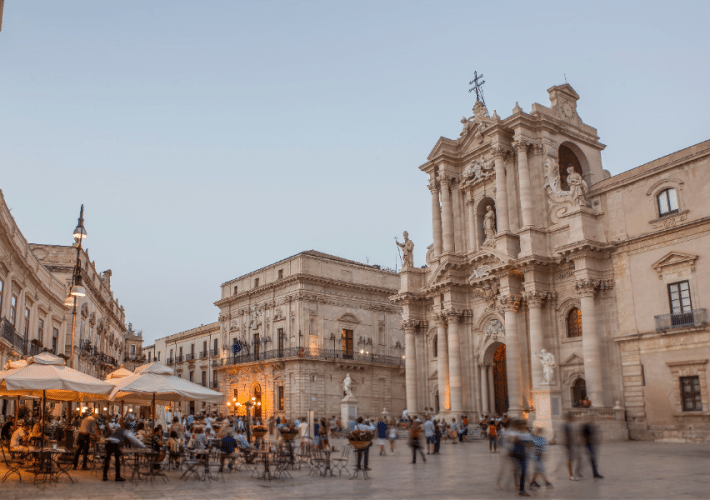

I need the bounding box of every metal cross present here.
[468,71,486,105]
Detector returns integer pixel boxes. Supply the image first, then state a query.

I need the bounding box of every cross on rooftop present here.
[468,71,486,106]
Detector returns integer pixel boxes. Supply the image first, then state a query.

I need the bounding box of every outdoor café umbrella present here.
[104,364,134,421]
[0,351,114,447]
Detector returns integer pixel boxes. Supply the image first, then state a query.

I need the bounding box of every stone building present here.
[0,188,137,381]
[210,251,405,421]
[392,83,710,441]
[122,323,146,373]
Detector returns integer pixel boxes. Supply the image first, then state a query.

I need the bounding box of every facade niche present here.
[558,144,584,191]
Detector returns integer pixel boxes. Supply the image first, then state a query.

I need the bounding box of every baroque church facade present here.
[392,84,710,442]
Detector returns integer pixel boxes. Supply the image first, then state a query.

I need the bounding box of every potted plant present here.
[251,425,268,438]
[279,425,299,441]
[348,429,374,450]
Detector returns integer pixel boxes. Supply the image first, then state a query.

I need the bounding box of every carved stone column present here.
[435,314,450,412]
[480,363,489,414]
[523,291,547,388]
[402,320,419,414]
[466,194,477,251]
[514,139,534,228]
[576,279,605,407]
[492,148,510,233]
[429,181,443,258]
[444,310,463,415]
[500,295,524,416]
[438,174,456,254]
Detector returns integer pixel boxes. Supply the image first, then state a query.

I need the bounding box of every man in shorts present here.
[376,417,388,455]
[422,416,435,454]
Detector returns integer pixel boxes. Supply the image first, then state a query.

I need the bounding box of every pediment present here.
[427,136,459,162]
[652,252,697,277]
[562,353,584,366]
[337,313,360,324]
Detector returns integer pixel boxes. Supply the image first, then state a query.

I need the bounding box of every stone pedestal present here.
[341,395,358,427]
[532,388,563,443]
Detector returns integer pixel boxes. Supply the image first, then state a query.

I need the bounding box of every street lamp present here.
[66,205,87,369]
[244,396,261,444]
[225,397,241,417]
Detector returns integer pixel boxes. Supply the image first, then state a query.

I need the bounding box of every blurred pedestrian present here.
[409,421,426,464]
[563,413,580,481]
[529,427,553,489]
[488,419,498,452]
[581,418,603,479]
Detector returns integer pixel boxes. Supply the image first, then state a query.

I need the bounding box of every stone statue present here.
[250,304,261,330]
[484,319,505,340]
[396,231,414,269]
[566,167,588,206]
[482,205,496,247]
[472,282,499,310]
[536,349,556,384]
[343,373,353,398]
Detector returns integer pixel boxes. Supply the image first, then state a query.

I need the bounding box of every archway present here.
[492,344,509,415]
[571,378,587,407]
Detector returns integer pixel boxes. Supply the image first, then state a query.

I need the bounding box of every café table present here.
[28,446,71,485]
[122,447,152,482]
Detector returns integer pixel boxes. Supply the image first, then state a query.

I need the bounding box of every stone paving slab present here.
[1,439,709,499]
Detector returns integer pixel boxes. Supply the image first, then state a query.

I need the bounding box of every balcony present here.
[210,348,219,357]
[199,351,207,359]
[212,347,405,368]
[186,353,195,362]
[211,380,219,389]
[176,355,183,363]
[167,357,175,365]
[655,308,707,331]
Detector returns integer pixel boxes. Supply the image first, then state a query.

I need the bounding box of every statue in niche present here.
[482,205,497,247]
[536,349,556,384]
[566,167,588,206]
[343,373,354,398]
[396,231,414,270]
[250,304,261,330]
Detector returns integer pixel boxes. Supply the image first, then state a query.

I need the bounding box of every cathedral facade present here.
[392,84,710,442]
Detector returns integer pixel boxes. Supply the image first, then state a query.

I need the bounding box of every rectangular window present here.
[189,371,194,382]
[342,329,354,359]
[278,386,284,411]
[254,278,259,287]
[201,371,206,386]
[158,351,161,361]
[52,327,58,353]
[254,333,260,359]
[668,281,692,314]
[130,344,136,356]
[681,376,702,411]
[24,308,30,338]
[233,388,238,400]
[213,338,218,354]
[277,269,283,280]
[233,286,238,295]
[191,343,195,355]
[278,328,284,353]
[10,294,17,326]
[203,340,207,357]
[0,279,3,315]
[38,318,44,343]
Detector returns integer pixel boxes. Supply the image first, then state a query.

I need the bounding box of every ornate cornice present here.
[522,291,550,308]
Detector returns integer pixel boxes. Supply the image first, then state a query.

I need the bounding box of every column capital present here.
[491,146,512,160]
[433,313,447,327]
[443,309,462,323]
[438,173,457,186]
[522,291,550,308]
[499,294,522,312]
[575,278,599,297]
[427,180,440,194]
[513,138,531,153]
[401,319,419,332]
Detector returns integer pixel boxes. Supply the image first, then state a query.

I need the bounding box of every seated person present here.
[10,420,30,455]
[1,418,15,441]
[135,421,147,442]
[235,429,254,462]
[187,426,208,462]
[149,426,166,470]
[167,431,182,466]
[219,430,238,472]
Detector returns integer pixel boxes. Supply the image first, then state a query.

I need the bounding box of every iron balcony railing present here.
[167,357,175,365]
[176,355,183,363]
[655,308,707,331]
[199,351,208,359]
[212,347,404,368]
[186,353,195,362]
[211,380,219,389]
[210,348,219,357]
[2,319,26,354]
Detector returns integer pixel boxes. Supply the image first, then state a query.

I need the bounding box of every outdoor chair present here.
[330,445,350,476]
[308,448,326,476]
[1,445,23,483]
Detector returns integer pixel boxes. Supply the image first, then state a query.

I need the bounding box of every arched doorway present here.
[493,344,509,415]
[571,378,587,407]
[253,384,262,420]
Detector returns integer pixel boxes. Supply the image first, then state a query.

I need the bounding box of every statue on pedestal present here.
[536,349,556,384]
[343,373,354,398]
[566,167,588,206]
[396,231,415,269]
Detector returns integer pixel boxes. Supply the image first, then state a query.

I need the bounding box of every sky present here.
[1,1,709,345]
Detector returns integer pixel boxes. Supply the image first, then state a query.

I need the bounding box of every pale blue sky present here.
[1,1,708,344]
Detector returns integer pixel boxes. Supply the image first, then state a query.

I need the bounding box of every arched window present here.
[657,188,679,216]
[571,378,587,407]
[432,334,437,358]
[567,308,582,338]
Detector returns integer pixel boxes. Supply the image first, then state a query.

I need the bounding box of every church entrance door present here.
[493,344,509,415]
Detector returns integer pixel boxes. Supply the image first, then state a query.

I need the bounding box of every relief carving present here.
[543,158,589,223]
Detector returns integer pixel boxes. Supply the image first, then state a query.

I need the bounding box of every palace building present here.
[392,84,710,442]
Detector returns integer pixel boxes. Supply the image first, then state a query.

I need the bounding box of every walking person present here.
[529,427,553,489]
[510,421,532,497]
[422,416,435,454]
[376,417,388,455]
[563,413,580,481]
[74,410,100,470]
[488,419,498,452]
[388,418,397,454]
[433,421,442,455]
[354,417,375,471]
[409,421,426,463]
[581,418,604,479]
[103,421,145,482]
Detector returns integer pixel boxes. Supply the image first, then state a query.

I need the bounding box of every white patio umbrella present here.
[0,352,114,447]
[105,365,135,419]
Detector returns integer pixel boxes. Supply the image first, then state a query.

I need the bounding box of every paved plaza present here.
[1,438,708,499]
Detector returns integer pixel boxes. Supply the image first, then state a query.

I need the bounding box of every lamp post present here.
[244,396,261,444]
[225,397,241,417]
[67,205,87,369]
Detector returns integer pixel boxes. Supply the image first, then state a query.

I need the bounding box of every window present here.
[201,371,206,386]
[278,386,284,411]
[681,376,702,411]
[254,333,260,359]
[668,281,692,314]
[432,334,438,358]
[657,188,679,216]
[130,344,136,356]
[567,308,583,338]
[191,343,195,356]
[52,327,58,353]
[170,348,173,360]
[254,278,259,287]
[10,294,17,326]
[278,328,284,353]
[24,308,30,338]
[189,371,194,382]
[342,329,353,358]
[213,338,218,354]
[233,286,238,295]
[571,379,587,407]
[158,351,161,361]
[0,280,3,315]
[179,346,183,358]
[203,341,207,356]
[38,318,44,343]
[277,269,283,280]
